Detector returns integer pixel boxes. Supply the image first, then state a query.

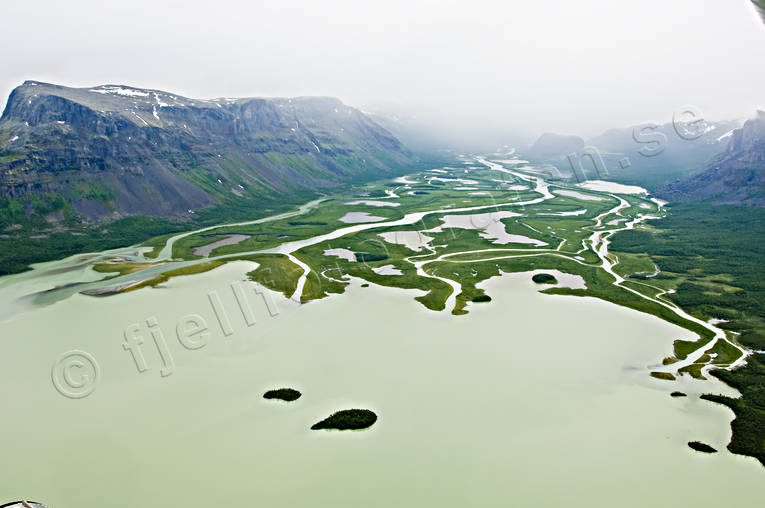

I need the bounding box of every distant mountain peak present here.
[660,112,765,206]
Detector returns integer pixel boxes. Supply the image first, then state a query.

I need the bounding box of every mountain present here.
[521,119,740,190]
[0,81,414,223]
[661,111,765,206]
[585,119,740,188]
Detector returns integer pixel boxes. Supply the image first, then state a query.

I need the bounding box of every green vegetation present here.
[355,252,388,263]
[0,150,454,274]
[429,252,716,336]
[611,202,765,466]
[11,156,760,464]
[610,204,765,352]
[614,252,657,279]
[688,441,717,454]
[0,215,187,276]
[678,363,706,380]
[739,331,765,350]
[289,221,327,226]
[123,260,226,292]
[672,337,713,361]
[245,254,303,298]
[263,388,302,402]
[532,273,557,284]
[701,353,765,466]
[0,193,315,274]
[696,354,712,364]
[310,409,378,430]
[286,224,455,309]
[92,260,165,278]
[142,233,178,259]
[707,340,742,366]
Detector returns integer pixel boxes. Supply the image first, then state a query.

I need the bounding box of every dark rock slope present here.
[661,111,765,206]
[0,81,413,221]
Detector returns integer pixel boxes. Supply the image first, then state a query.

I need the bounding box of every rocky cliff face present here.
[661,112,765,206]
[521,119,740,190]
[0,81,412,221]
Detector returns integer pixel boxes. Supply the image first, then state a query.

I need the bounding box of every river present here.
[0,263,762,507]
[0,159,761,507]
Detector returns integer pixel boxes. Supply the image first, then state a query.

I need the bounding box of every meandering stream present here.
[3,156,750,376]
[0,157,762,508]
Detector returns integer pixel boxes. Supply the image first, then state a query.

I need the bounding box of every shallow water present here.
[0,260,761,508]
[323,248,357,262]
[378,231,434,252]
[554,189,605,201]
[371,264,403,275]
[192,234,250,257]
[578,180,648,194]
[338,211,387,223]
[427,211,547,246]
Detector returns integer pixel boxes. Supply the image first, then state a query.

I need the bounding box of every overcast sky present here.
[2,0,764,148]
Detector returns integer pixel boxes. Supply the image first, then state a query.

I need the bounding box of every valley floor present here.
[0,153,762,499]
[87,155,751,383]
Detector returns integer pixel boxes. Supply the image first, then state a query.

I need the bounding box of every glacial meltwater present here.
[0,258,761,508]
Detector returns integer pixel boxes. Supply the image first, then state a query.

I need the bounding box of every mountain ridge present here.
[0,81,414,222]
[660,111,765,206]
[0,80,429,274]
[519,118,740,189]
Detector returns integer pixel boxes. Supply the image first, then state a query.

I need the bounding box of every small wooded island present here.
[311,409,378,430]
[263,388,302,402]
[688,441,717,454]
[532,273,557,284]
